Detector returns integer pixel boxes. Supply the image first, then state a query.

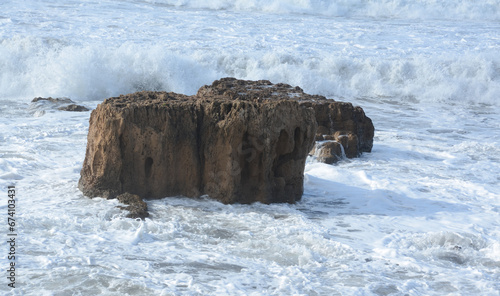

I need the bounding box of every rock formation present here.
[79,78,374,206]
[79,79,318,204]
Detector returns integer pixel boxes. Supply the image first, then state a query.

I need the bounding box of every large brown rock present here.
[79,79,318,204]
[78,78,374,204]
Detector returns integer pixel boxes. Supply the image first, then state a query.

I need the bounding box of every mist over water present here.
[1,0,500,295]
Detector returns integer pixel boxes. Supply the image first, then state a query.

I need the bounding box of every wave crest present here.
[1,37,499,105]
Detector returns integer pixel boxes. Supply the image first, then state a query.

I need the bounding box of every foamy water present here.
[1,0,499,295]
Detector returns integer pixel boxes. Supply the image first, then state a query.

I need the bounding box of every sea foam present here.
[1,37,499,105]
[145,0,500,20]
[1,1,500,294]
[0,37,217,102]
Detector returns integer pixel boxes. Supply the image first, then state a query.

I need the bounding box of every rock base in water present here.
[309,141,344,164]
[302,100,374,160]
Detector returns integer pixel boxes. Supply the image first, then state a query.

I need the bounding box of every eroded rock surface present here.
[199,78,374,161]
[79,78,374,205]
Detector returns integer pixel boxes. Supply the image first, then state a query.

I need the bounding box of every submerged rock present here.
[58,104,90,112]
[116,192,149,219]
[30,97,90,115]
[79,78,374,205]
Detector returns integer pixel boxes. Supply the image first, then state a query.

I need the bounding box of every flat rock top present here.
[103,78,330,109]
[103,91,193,109]
[197,77,329,102]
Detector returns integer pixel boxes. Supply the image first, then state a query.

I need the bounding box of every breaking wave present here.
[1,36,499,105]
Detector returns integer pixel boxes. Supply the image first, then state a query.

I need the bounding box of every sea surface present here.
[1,0,500,295]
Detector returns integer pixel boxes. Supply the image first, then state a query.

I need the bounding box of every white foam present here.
[1,36,499,106]
[0,37,218,101]
[144,0,500,20]
[2,1,499,104]
[1,1,500,295]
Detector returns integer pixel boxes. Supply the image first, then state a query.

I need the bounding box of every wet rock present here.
[32,97,74,104]
[310,141,344,164]
[302,101,374,161]
[58,104,90,112]
[30,97,90,116]
[116,192,149,219]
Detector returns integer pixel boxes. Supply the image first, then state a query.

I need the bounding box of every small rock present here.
[32,97,74,104]
[116,192,149,219]
[310,141,344,164]
[58,104,90,112]
[30,97,90,115]
[301,100,374,161]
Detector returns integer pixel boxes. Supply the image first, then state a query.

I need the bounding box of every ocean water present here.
[1,0,500,295]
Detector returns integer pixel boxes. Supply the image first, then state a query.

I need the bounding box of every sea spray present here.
[1,37,499,105]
